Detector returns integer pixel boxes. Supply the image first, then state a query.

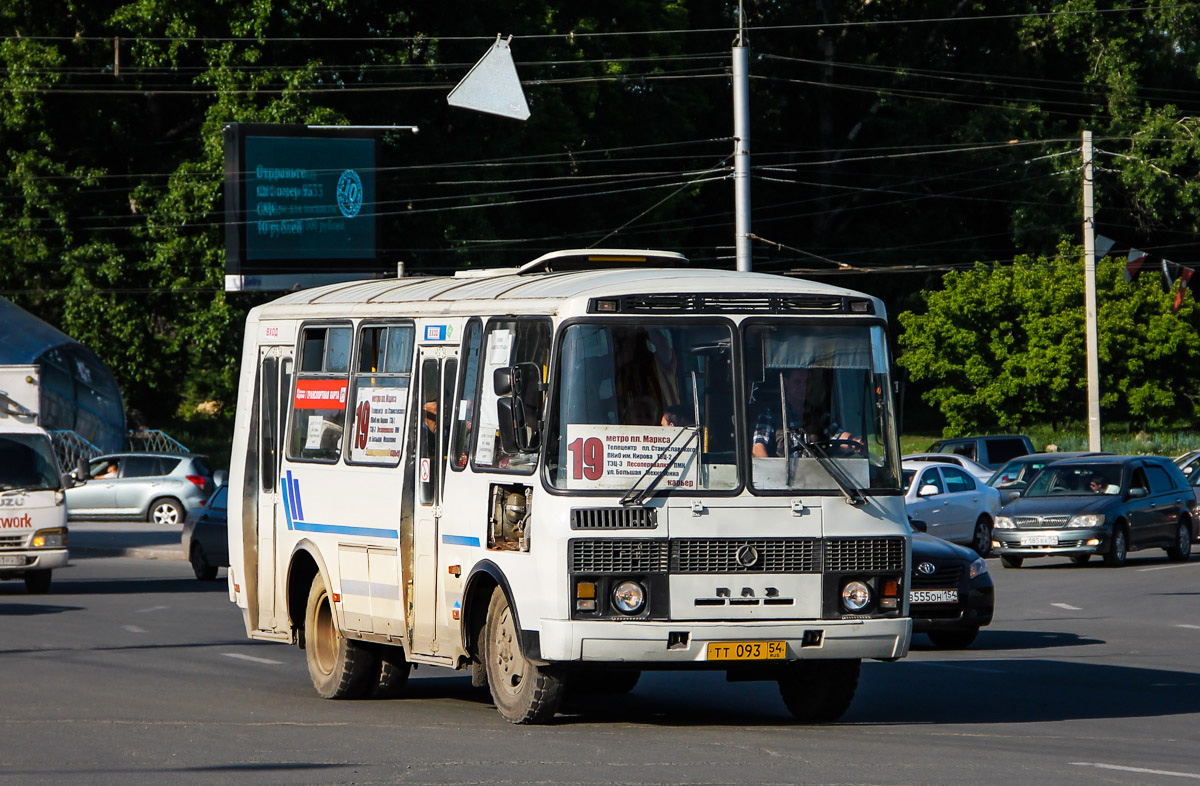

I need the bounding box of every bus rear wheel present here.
[304,574,375,699]
[777,659,860,723]
[482,587,564,724]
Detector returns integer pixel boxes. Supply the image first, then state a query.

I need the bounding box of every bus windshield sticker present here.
[350,383,409,463]
[305,415,325,450]
[475,329,513,465]
[564,424,698,491]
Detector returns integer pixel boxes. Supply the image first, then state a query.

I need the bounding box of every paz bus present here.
[227,249,911,724]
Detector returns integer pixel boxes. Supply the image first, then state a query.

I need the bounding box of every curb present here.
[70,545,186,562]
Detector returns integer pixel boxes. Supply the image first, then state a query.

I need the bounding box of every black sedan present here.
[181,484,228,580]
[993,455,1196,568]
[909,526,994,649]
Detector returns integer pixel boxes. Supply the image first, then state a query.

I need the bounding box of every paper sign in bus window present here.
[564,424,698,491]
[349,383,409,464]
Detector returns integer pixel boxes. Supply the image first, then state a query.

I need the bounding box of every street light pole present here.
[732,7,752,272]
[1082,130,1102,451]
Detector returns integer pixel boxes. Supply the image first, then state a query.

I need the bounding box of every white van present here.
[0,422,69,593]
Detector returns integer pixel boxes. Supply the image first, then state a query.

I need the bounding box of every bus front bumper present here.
[0,549,69,576]
[536,617,911,663]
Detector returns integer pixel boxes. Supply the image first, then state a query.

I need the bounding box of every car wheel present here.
[1103,525,1128,567]
[1070,554,1090,565]
[1166,519,1192,562]
[304,573,375,699]
[777,659,860,723]
[971,516,993,558]
[24,570,52,594]
[1000,555,1023,569]
[927,628,979,649]
[189,542,218,581]
[482,586,564,724]
[148,497,183,525]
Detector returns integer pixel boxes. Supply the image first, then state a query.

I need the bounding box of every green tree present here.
[897,246,1200,434]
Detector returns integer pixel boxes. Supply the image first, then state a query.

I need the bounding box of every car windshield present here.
[0,433,61,492]
[1025,464,1121,497]
[989,458,1052,489]
[546,322,738,493]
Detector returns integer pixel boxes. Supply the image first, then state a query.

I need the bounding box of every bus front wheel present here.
[304,574,375,699]
[482,587,564,724]
[777,659,860,723]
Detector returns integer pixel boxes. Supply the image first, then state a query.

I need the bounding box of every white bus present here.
[228,249,911,724]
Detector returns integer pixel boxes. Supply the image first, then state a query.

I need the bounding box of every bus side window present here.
[347,324,413,466]
[288,325,352,463]
[474,318,551,472]
[260,356,278,491]
[418,358,439,504]
[449,320,482,472]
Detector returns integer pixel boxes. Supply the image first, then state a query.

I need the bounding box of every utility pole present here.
[732,3,752,272]
[1082,130,1102,451]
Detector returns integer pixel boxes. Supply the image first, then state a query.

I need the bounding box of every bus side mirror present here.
[497,396,539,454]
[495,363,544,454]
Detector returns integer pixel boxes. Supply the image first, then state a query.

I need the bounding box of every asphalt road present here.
[2,536,1199,786]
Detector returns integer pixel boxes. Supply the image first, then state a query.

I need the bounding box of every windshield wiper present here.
[795,438,867,506]
[620,427,700,507]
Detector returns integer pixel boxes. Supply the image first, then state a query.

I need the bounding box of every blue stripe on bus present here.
[290,473,304,521]
[442,534,480,547]
[280,482,294,530]
[291,521,399,539]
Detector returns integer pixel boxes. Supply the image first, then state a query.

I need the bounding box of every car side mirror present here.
[909,518,928,533]
[1006,490,1021,502]
[918,484,939,497]
[1128,487,1147,499]
[213,470,228,487]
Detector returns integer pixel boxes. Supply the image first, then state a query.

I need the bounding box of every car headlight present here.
[969,557,988,579]
[994,516,1014,529]
[612,580,646,614]
[1068,514,1104,528]
[32,528,67,548]
[841,580,872,612]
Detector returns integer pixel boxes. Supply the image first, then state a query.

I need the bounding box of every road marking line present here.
[1178,624,1200,631]
[1051,603,1082,611]
[1072,762,1200,780]
[1140,562,1200,572]
[136,605,169,613]
[222,652,283,666]
[122,625,147,634]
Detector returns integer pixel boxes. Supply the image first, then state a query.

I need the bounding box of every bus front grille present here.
[670,538,820,573]
[569,539,669,574]
[824,537,905,573]
[570,507,658,530]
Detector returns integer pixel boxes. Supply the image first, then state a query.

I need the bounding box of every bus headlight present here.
[841,580,872,612]
[612,580,646,614]
[32,528,67,548]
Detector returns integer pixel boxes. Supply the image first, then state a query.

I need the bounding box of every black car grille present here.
[1013,515,1071,529]
[570,536,901,575]
[671,538,821,574]
[912,563,964,588]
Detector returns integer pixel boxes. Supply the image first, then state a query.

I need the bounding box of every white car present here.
[903,459,1002,557]
[902,452,993,483]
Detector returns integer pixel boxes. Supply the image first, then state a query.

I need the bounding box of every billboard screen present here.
[224,123,385,291]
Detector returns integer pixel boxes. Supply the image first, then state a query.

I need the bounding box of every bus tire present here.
[304,573,374,699]
[482,586,563,724]
[777,659,860,723]
[369,644,412,699]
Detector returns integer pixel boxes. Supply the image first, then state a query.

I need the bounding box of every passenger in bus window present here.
[661,404,693,428]
[750,368,857,457]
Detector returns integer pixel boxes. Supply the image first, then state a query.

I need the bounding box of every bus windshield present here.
[744,323,900,493]
[0,433,62,492]
[546,322,738,492]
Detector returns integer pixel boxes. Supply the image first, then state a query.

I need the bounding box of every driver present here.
[751,368,855,457]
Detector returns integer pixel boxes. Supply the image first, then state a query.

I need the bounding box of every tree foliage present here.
[2,1,1200,432]
[898,247,1200,434]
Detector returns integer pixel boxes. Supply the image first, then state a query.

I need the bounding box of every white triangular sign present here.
[447,37,530,121]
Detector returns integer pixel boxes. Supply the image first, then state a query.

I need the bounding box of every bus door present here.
[411,345,458,656]
[255,345,293,632]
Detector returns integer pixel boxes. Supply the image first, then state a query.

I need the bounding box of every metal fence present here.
[126,429,190,454]
[47,430,103,474]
